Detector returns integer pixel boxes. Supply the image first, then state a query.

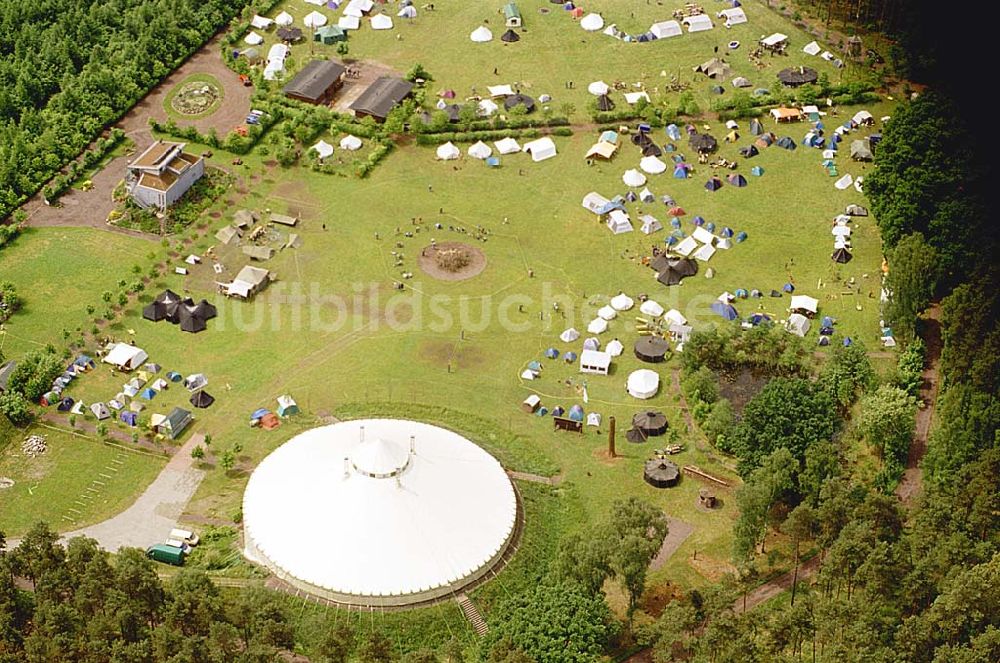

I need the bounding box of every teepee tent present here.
[623,169,647,187]
[340,135,362,150]
[398,5,417,18]
[468,141,492,159]
[275,11,294,26]
[304,11,328,27]
[470,26,493,42]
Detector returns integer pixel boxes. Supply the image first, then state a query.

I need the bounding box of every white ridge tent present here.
[311,140,334,159]
[606,210,633,234]
[468,141,492,159]
[587,81,610,96]
[718,7,747,26]
[627,369,660,399]
[606,339,624,356]
[693,243,716,262]
[338,15,360,29]
[682,14,713,32]
[487,84,514,97]
[559,328,581,343]
[803,41,821,55]
[523,137,557,162]
[761,33,788,48]
[103,343,149,371]
[597,305,618,321]
[610,293,634,311]
[640,300,665,317]
[275,11,293,26]
[579,350,612,375]
[640,215,663,234]
[624,91,650,104]
[580,13,604,32]
[340,135,362,150]
[478,98,499,116]
[852,110,874,125]
[623,169,647,187]
[787,313,810,337]
[304,11,328,28]
[835,174,853,190]
[371,14,393,30]
[582,191,611,214]
[639,156,667,174]
[244,32,264,45]
[494,137,521,154]
[674,236,698,257]
[650,20,681,39]
[436,142,460,160]
[692,227,715,244]
[470,26,493,42]
[587,412,602,426]
[343,0,373,17]
[664,309,687,326]
[398,5,416,18]
[251,15,273,29]
[587,317,609,334]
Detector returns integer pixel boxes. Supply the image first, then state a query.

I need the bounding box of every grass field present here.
[0,425,164,537]
[0,0,896,642]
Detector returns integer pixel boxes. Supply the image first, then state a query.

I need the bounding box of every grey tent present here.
[694,58,733,79]
[749,118,763,135]
[644,458,680,488]
[189,390,215,408]
[850,139,873,161]
[634,336,670,363]
[732,76,752,88]
[652,255,698,285]
[846,204,868,216]
[739,144,759,157]
[776,136,797,150]
[596,94,614,111]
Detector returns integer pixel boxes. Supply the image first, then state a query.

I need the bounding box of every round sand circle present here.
[417,241,487,281]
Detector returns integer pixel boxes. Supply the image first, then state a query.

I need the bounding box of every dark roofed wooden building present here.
[349,76,414,122]
[282,59,347,105]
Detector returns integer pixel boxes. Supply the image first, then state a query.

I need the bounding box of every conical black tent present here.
[632,410,668,437]
[178,306,207,334]
[501,28,520,42]
[277,27,303,42]
[189,390,215,408]
[143,289,182,322]
[644,458,680,488]
[642,142,662,157]
[831,247,853,263]
[596,94,614,111]
[634,336,670,363]
[777,66,818,86]
[653,255,698,286]
[689,133,718,153]
[626,427,649,443]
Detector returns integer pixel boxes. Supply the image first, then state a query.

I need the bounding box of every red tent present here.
[260,413,280,430]
[668,206,686,216]
[570,7,583,18]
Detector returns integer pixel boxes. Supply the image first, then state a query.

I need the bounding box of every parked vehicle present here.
[146,544,185,566]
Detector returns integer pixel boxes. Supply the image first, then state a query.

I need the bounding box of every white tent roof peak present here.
[304,11,328,28]
[311,140,334,159]
[623,169,647,187]
[610,293,634,311]
[340,135,362,150]
[436,142,460,160]
[587,81,610,96]
[581,13,604,31]
[351,435,410,477]
[275,11,293,26]
[468,141,492,159]
[470,26,493,42]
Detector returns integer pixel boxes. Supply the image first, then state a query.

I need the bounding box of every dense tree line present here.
[0,0,255,223]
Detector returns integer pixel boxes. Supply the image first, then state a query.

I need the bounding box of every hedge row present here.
[149,101,283,154]
[414,128,543,145]
[42,129,127,203]
[414,115,569,134]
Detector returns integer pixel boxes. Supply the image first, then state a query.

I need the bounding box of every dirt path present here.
[507,470,564,486]
[895,303,942,506]
[56,433,206,552]
[734,555,822,613]
[649,517,695,572]
[22,32,250,233]
[671,368,696,433]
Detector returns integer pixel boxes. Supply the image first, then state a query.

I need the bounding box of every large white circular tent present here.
[243,419,518,606]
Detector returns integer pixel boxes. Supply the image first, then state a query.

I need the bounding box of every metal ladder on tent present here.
[456,593,489,636]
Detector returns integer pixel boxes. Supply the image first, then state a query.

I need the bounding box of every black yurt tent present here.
[644,458,680,488]
[632,410,669,437]
[634,336,670,363]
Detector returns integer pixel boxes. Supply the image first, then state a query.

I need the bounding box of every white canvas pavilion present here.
[761,33,788,48]
[640,300,665,317]
[664,309,688,326]
[559,328,581,343]
[494,137,521,154]
[627,369,660,399]
[244,31,264,45]
[487,84,514,97]
[597,305,617,321]
[693,243,717,262]
[610,293,634,311]
[580,350,612,375]
[311,140,334,159]
[242,419,517,605]
[623,169,647,187]
[251,15,273,29]
[650,20,681,39]
[639,156,667,174]
[692,226,715,244]
[674,236,698,257]
[468,141,492,159]
[338,15,360,29]
[803,41,821,56]
[790,295,819,315]
[103,343,149,371]
[340,135,362,150]
[683,14,713,32]
[304,11,328,28]
[587,317,609,334]
[470,26,493,42]
[275,11,293,26]
[587,81,610,96]
[436,142,460,160]
[582,191,611,214]
[371,14,393,30]
[343,0,373,17]
[523,137,557,162]
[580,13,604,31]
[606,339,624,356]
[478,98,499,116]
